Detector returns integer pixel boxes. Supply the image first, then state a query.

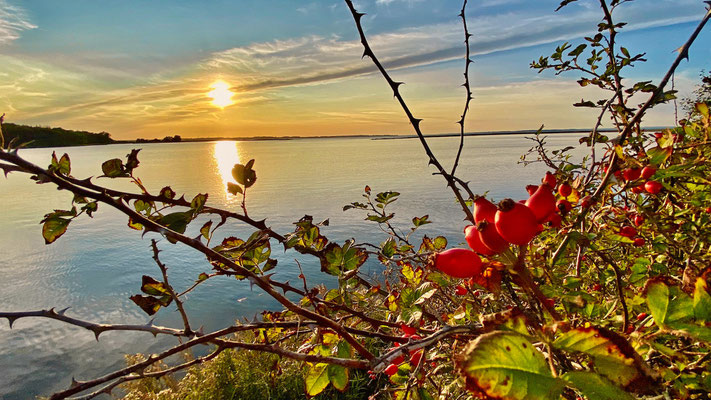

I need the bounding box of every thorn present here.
[281,282,290,294]
[197,326,205,336]
[458,12,464,17]
[247,275,258,291]
[147,318,156,326]
[355,11,366,20]
[70,377,82,389]
[7,317,17,329]
[57,307,70,316]
[90,327,102,341]
[251,314,259,323]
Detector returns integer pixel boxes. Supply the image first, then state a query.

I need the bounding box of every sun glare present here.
[213,141,241,193]
[208,80,235,108]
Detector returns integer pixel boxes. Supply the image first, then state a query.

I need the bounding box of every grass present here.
[121,346,385,400]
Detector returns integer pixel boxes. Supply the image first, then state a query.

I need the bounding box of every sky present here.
[0,0,709,140]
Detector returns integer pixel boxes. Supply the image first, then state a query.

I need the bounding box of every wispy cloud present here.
[0,1,35,45]
[201,1,704,94]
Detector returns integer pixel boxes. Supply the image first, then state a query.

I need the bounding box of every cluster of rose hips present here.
[613,164,662,194]
[433,171,575,279]
[370,324,424,379]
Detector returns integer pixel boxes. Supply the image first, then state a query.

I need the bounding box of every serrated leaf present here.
[553,327,655,392]
[304,363,330,397]
[42,216,70,244]
[190,193,208,213]
[320,240,367,276]
[456,331,564,400]
[101,158,126,178]
[562,371,634,400]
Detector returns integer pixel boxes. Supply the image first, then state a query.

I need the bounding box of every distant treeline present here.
[1,123,115,148]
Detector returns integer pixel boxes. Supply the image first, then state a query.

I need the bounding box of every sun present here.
[208,80,235,108]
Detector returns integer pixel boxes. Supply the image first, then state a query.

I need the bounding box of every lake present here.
[0,134,589,399]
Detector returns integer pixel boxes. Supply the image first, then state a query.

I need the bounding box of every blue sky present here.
[0,0,709,139]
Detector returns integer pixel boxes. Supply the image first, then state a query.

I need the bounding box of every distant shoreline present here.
[116,127,668,144]
[5,121,671,148]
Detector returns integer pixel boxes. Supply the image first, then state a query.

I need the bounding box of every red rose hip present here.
[433,248,483,278]
[495,199,541,246]
[645,181,662,194]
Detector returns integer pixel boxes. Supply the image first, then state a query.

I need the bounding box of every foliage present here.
[0,122,114,148]
[1,1,711,400]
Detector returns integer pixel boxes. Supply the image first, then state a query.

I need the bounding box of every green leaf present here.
[645,278,694,327]
[412,215,431,228]
[562,371,634,400]
[568,43,587,57]
[227,182,243,195]
[232,161,257,188]
[159,212,192,234]
[327,365,348,392]
[381,237,397,258]
[190,193,208,213]
[646,146,672,166]
[50,152,71,175]
[553,327,655,391]
[41,216,70,244]
[320,240,368,276]
[134,199,151,213]
[200,220,213,241]
[455,331,564,400]
[433,236,447,250]
[140,275,170,296]
[304,363,330,397]
[375,191,400,205]
[101,158,127,178]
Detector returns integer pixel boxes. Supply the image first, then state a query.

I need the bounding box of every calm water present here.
[0,134,587,399]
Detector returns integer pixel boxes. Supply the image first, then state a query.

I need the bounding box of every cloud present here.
[0,1,36,45]
[200,1,703,94]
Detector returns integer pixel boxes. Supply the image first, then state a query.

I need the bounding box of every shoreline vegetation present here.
[3,122,671,148]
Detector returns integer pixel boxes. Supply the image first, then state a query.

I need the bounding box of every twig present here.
[592,249,629,332]
[151,240,192,335]
[0,308,186,339]
[344,0,475,223]
[451,0,473,177]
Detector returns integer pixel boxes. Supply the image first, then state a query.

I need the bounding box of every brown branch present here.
[344,0,475,224]
[451,0,473,177]
[0,308,186,339]
[150,239,192,335]
[592,249,629,332]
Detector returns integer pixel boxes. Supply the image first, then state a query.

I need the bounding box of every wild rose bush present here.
[1,1,711,399]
